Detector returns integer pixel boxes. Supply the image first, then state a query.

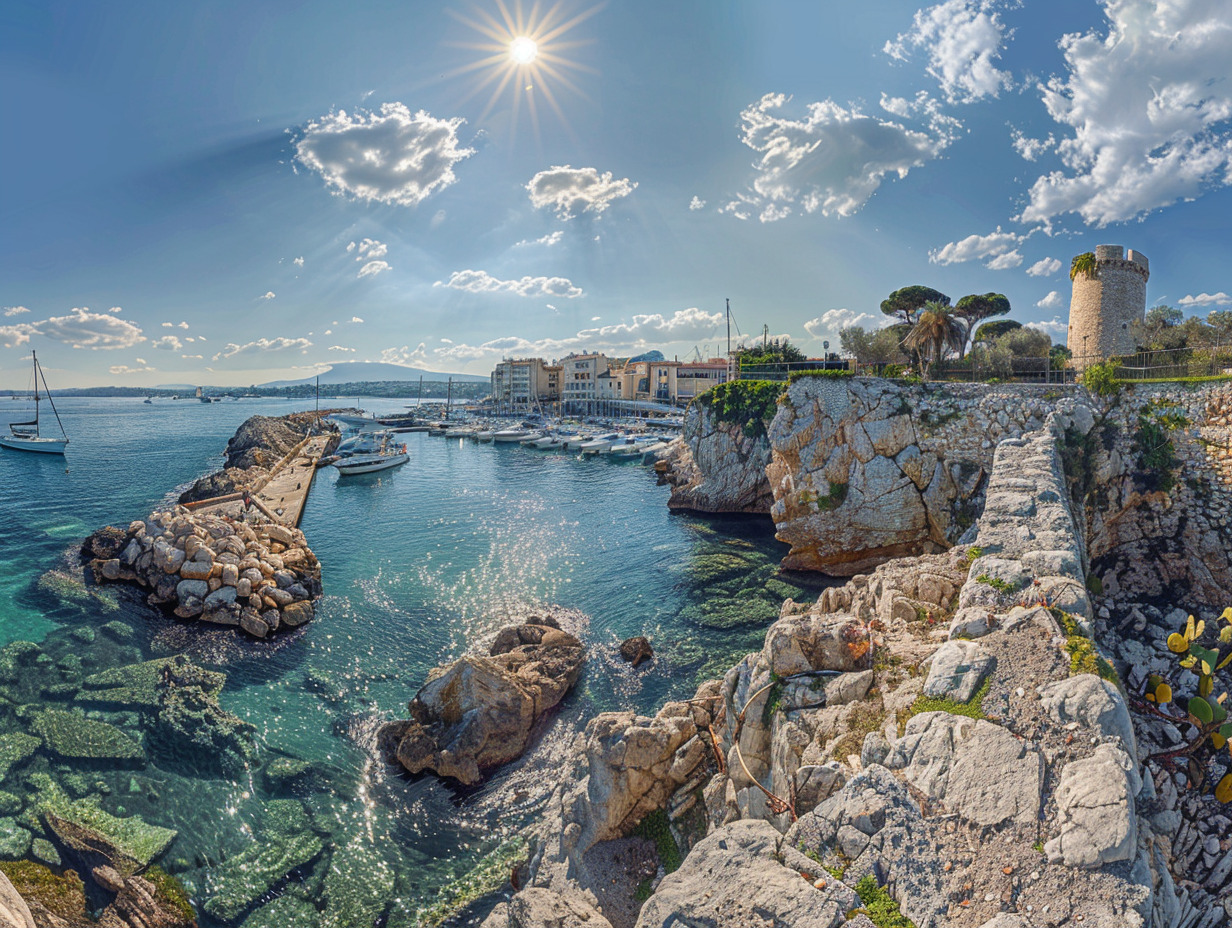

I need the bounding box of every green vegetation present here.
[31,709,146,763]
[0,861,88,924]
[1070,251,1098,281]
[1055,610,1120,686]
[735,339,806,367]
[853,874,917,928]
[797,481,848,511]
[1148,610,1232,802]
[1086,574,1103,596]
[902,303,966,379]
[632,809,682,874]
[975,574,1020,595]
[881,285,950,327]
[144,866,196,923]
[902,677,990,731]
[1132,400,1187,493]
[962,546,983,570]
[830,699,887,760]
[634,878,655,902]
[413,838,527,928]
[1081,361,1123,398]
[786,369,852,383]
[695,380,782,439]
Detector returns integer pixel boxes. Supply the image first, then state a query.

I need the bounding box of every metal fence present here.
[1107,346,1232,381]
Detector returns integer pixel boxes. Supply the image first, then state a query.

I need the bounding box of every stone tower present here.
[1066,244,1149,369]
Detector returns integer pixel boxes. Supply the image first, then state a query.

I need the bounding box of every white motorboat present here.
[444,427,474,438]
[578,433,621,455]
[328,412,384,432]
[563,434,593,450]
[476,430,495,442]
[333,435,409,475]
[493,428,535,443]
[528,433,563,449]
[1,352,69,455]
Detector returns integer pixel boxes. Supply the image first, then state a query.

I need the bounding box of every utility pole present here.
[726,298,731,360]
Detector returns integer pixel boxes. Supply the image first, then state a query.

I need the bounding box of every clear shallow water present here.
[0,397,822,925]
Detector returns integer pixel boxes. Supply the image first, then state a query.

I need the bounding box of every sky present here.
[3,0,1232,388]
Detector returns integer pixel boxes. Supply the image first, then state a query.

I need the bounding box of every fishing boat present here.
[1,351,69,454]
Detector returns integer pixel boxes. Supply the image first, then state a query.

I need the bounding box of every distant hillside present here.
[258,362,487,388]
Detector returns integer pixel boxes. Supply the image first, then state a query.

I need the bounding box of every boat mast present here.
[34,352,67,441]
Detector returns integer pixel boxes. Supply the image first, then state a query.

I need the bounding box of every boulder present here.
[0,868,35,928]
[635,820,857,928]
[381,620,585,784]
[762,612,871,676]
[1039,674,1137,756]
[1045,744,1138,869]
[618,636,653,667]
[923,639,993,703]
[30,710,145,765]
[508,887,612,928]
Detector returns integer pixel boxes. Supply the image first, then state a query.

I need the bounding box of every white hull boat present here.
[529,434,563,449]
[3,352,68,455]
[334,452,409,475]
[476,430,495,442]
[493,429,534,443]
[444,427,473,438]
[578,433,621,455]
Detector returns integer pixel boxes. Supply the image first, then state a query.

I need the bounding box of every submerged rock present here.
[381,617,585,785]
[0,735,40,788]
[202,828,325,922]
[30,710,146,766]
[618,636,653,667]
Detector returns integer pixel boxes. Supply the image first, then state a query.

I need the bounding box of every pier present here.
[183,433,332,527]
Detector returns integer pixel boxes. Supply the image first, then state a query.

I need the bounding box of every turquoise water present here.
[0,397,820,925]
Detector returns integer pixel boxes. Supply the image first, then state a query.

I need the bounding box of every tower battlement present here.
[1067,244,1149,369]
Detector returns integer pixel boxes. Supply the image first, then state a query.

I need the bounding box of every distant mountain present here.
[628,350,665,363]
[257,362,488,388]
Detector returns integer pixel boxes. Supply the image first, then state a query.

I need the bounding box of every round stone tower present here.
[1067,244,1149,369]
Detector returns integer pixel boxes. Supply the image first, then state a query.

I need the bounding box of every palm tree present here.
[902,302,966,379]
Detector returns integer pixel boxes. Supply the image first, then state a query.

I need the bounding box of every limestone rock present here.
[381,619,585,784]
[0,868,35,928]
[1039,674,1137,756]
[923,639,993,702]
[634,820,857,928]
[1046,744,1138,869]
[664,403,773,514]
[618,636,653,667]
[30,710,145,765]
[509,887,612,928]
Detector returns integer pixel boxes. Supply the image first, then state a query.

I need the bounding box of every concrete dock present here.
[185,434,332,527]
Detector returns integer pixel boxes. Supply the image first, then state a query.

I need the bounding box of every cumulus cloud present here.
[1027,316,1068,336]
[357,260,391,279]
[804,309,887,340]
[162,321,190,329]
[3,306,30,317]
[514,231,564,248]
[109,363,155,375]
[1036,290,1065,309]
[350,317,364,323]
[295,103,475,206]
[1019,0,1232,226]
[329,345,356,352]
[725,92,957,221]
[689,196,706,210]
[929,227,1021,265]
[293,256,304,267]
[40,307,145,350]
[526,166,637,219]
[260,291,276,300]
[985,250,1023,270]
[0,324,37,348]
[886,0,1014,103]
[1027,257,1063,277]
[437,270,583,299]
[1011,129,1056,162]
[153,335,183,351]
[1178,291,1232,307]
[213,337,313,361]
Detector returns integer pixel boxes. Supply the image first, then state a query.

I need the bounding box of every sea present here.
[0,395,823,926]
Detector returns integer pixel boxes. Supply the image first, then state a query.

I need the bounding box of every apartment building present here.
[490,358,561,413]
[675,360,730,400]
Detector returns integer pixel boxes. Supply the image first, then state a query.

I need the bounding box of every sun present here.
[445,0,602,138]
[510,35,538,65]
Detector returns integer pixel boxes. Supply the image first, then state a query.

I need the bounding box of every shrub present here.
[1081,361,1122,398]
[695,381,781,439]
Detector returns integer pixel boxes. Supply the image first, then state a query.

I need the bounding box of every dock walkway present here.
[185,434,331,527]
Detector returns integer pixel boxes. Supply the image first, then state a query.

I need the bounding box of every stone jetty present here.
[84,413,331,637]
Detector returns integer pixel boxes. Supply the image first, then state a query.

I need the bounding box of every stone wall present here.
[1067,244,1148,367]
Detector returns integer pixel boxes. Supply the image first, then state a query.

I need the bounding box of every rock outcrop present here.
[661,401,773,513]
[177,412,321,503]
[380,616,586,785]
[84,509,321,637]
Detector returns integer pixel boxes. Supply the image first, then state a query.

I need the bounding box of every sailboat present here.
[1,351,69,454]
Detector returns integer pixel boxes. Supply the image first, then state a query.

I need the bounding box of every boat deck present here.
[185,434,331,527]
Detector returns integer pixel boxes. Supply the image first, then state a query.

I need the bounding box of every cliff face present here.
[663,402,773,513]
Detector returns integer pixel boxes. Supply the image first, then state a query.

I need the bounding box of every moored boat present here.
[1,351,69,455]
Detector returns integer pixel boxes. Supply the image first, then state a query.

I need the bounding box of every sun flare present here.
[446,0,602,138]
[510,35,538,65]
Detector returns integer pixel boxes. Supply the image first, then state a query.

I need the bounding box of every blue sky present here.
[3,0,1231,387]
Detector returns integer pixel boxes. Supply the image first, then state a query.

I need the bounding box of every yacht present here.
[493,428,535,443]
[578,433,621,455]
[333,435,409,475]
[1,352,69,455]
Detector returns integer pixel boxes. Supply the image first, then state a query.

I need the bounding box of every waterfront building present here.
[560,352,611,414]
[675,360,729,400]
[490,358,561,414]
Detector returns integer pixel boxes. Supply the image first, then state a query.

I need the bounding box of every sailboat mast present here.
[36,353,67,441]
[32,350,40,436]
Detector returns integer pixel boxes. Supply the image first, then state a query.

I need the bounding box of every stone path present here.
[187,435,330,527]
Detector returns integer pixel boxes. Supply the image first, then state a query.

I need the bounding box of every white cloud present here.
[357,260,391,279]
[109,363,155,375]
[161,321,190,329]
[514,230,564,248]
[293,256,304,267]
[3,306,30,317]
[295,103,474,206]
[431,209,447,229]
[329,345,356,352]
[725,92,957,221]
[1026,256,1063,277]
[885,0,1013,103]
[40,307,144,350]
[0,324,37,348]
[437,269,583,299]
[526,165,637,219]
[1020,0,1232,227]
[1036,290,1065,309]
[260,291,276,300]
[350,316,364,323]
[153,335,183,351]
[804,309,887,340]
[689,196,706,210]
[985,250,1023,270]
[351,238,387,260]
[213,337,313,361]
[181,354,203,360]
[929,227,1021,265]
[1010,129,1056,162]
[1027,316,1068,335]
[1178,291,1232,307]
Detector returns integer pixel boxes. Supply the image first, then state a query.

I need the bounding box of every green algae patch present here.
[145,865,197,924]
[203,830,326,922]
[413,836,526,928]
[0,817,32,858]
[322,832,397,928]
[31,773,176,871]
[240,891,322,928]
[680,595,779,630]
[31,709,146,764]
[0,732,40,786]
[0,860,88,924]
[632,809,681,874]
[81,656,226,709]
